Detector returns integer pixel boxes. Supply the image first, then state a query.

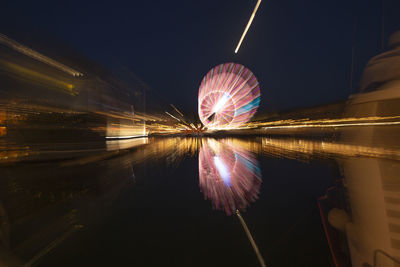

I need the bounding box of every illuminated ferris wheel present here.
[198,63,260,129]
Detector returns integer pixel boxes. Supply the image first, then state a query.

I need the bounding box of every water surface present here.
[1,137,371,266]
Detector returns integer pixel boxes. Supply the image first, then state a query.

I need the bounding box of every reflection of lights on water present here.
[106,137,148,151]
[199,139,261,215]
[213,156,231,186]
[259,138,400,161]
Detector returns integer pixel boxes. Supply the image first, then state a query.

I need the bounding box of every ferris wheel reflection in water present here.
[198,139,262,215]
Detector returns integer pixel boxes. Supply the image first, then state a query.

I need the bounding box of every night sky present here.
[2,0,400,114]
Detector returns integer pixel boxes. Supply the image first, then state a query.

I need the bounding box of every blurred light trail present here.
[213,156,231,185]
[234,0,262,53]
[0,60,77,95]
[212,93,230,113]
[244,115,400,130]
[262,121,400,129]
[106,137,148,151]
[170,104,184,117]
[0,33,83,77]
[105,134,148,140]
[168,104,195,131]
[236,210,267,267]
[164,111,196,132]
[260,138,400,161]
[165,111,181,122]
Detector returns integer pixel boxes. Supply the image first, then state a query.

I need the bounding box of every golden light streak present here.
[0,127,6,136]
[0,60,77,95]
[170,104,184,117]
[234,0,262,53]
[169,105,192,128]
[260,138,400,161]
[242,115,400,130]
[165,111,181,122]
[105,134,148,140]
[262,121,400,130]
[0,33,83,77]
[207,138,400,162]
[0,110,5,124]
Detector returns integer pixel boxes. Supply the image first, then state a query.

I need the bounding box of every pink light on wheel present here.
[198,63,260,129]
[198,139,262,215]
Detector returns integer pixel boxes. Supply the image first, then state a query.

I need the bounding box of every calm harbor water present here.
[3,136,397,266]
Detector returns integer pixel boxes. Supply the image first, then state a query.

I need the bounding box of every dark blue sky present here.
[2,0,400,113]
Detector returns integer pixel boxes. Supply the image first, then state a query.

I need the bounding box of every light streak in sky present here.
[198,63,260,129]
[234,0,262,53]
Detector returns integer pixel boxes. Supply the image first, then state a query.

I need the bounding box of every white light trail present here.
[234,0,262,53]
[213,156,231,185]
[212,93,230,113]
[165,111,181,122]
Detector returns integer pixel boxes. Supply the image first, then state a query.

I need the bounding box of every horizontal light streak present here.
[262,121,400,130]
[105,134,148,140]
[1,60,77,95]
[261,138,400,161]
[242,115,400,130]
